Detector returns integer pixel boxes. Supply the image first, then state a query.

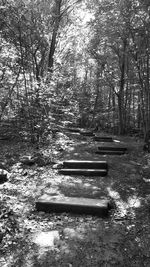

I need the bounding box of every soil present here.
[0,131,150,267]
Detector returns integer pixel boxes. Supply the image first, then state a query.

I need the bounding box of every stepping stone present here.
[36,195,111,217]
[33,231,60,247]
[63,160,108,170]
[96,150,125,155]
[59,168,107,176]
[94,136,113,142]
[98,147,127,152]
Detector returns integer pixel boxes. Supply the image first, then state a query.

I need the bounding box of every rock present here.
[33,231,60,247]
[52,162,63,169]
[0,232,3,243]
[58,148,64,152]
[63,228,77,239]
[0,169,8,184]
[20,156,35,165]
[63,227,84,240]
[34,157,46,167]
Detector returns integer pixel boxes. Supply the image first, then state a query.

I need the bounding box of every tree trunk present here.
[118,38,127,134]
[48,0,62,73]
[91,66,100,126]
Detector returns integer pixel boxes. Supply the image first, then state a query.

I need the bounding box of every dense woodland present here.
[1,1,150,266]
[0,0,149,142]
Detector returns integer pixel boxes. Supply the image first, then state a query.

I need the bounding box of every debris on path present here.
[0,133,150,267]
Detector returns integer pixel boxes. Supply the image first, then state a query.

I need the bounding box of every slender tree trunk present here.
[91,66,100,126]
[146,52,150,129]
[118,38,127,134]
[48,0,62,73]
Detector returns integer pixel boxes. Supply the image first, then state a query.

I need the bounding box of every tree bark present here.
[48,0,62,73]
[118,38,127,134]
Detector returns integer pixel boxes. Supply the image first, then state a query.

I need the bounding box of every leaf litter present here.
[0,134,150,266]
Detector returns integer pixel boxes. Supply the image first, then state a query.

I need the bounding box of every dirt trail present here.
[0,133,150,267]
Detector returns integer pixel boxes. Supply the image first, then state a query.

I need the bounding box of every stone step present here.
[63,160,108,170]
[66,128,81,133]
[80,131,94,136]
[94,136,113,142]
[98,147,127,151]
[59,168,107,176]
[96,150,125,155]
[36,195,111,217]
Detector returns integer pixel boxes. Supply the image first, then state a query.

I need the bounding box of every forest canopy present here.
[0,0,149,140]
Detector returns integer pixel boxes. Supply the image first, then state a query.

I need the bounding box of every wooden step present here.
[63,160,108,170]
[96,150,125,155]
[59,168,107,176]
[98,147,127,151]
[94,136,113,142]
[36,195,111,217]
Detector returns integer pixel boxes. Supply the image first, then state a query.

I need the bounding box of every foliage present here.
[86,0,150,134]
[0,0,150,139]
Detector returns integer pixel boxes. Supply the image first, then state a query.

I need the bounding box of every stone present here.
[63,228,77,238]
[52,162,64,169]
[36,195,111,217]
[66,128,80,133]
[94,136,113,142]
[63,227,84,240]
[96,150,125,155]
[80,133,94,137]
[98,146,127,151]
[0,169,8,184]
[59,168,107,176]
[33,230,60,247]
[20,156,35,165]
[63,160,108,170]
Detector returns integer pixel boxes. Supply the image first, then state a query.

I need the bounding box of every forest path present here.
[0,132,150,267]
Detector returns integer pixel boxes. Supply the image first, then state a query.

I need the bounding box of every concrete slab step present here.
[98,147,127,151]
[36,195,111,217]
[96,150,125,155]
[80,131,94,136]
[94,136,113,142]
[59,168,107,176]
[66,128,81,133]
[63,160,108,170]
